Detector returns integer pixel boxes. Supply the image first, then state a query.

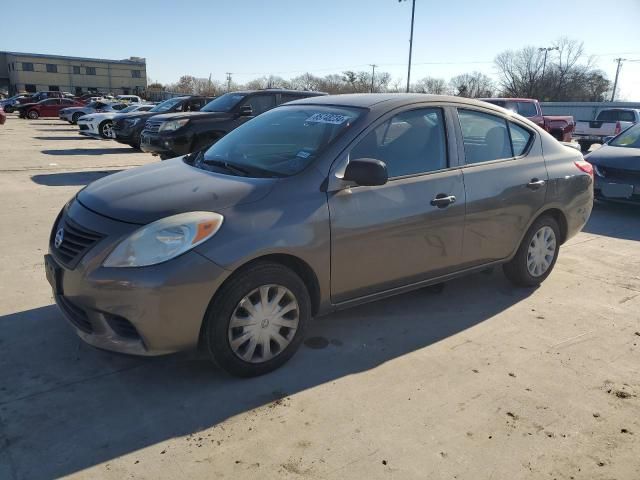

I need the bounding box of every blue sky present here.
[3,0,640,99]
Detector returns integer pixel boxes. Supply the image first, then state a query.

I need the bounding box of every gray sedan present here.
[45,94,593,376]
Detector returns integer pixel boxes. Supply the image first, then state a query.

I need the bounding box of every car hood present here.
[150,111,233,122]
[77,157,277,224]
[586,145,640,172]
[117,111,159,121]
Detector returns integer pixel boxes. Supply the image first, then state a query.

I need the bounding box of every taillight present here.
[574,160,593,176]
[614,121,621,136]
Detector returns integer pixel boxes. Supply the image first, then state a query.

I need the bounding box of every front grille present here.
[51,217,103,268]
[57,295,93,333]
[105,314,141,340]
[79,124,88,131]
[143,120,162,133]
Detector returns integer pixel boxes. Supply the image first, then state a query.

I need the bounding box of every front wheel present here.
[27,109,39,119]
[72,112,83,124]
[99,120,113,139]
[503,215,560,287]
[4,105,14,113]
[203,262,310,377]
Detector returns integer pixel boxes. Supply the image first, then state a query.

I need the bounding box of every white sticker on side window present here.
[306,113,350,125]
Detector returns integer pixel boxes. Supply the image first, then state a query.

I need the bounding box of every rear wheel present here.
[72,112,84,124]
[27,109,39,119]
[203,262,310,377]
[99,120,113,139]
[503,215,560,287]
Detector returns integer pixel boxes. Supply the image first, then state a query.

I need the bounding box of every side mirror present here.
[238,105,253,116]
[603,136,614,144]
[343,158,388,186]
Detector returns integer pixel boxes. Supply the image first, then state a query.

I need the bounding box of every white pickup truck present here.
[574,108,640,152]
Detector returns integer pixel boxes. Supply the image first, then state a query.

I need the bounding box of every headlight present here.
[159,119,189,132]
[81,117,93,122]
[103,212,223,267]
[125,118,141,126]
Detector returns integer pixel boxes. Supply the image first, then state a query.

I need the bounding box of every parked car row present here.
[98,89,325,157]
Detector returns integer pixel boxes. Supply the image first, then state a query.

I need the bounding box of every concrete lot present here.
[0,115,639,480]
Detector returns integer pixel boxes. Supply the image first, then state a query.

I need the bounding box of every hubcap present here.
[527,226,556,277]
[102,122,113,137]
[228,284,299,364]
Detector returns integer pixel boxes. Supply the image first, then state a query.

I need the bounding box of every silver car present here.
[59,101,128,124]
[46,94,594,377]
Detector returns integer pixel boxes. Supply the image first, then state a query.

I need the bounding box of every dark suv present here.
[112,96,212,149]
[140,89,327,159]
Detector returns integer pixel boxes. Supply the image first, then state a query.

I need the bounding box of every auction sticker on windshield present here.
[306,113,351,124]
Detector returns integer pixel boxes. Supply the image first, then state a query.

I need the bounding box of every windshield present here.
[192,105,362,177]
[609,123,640,149]
[150,97,184,113]
[201,93,245,112]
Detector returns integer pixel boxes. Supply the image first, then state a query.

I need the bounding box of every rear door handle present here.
[527,179,546,190]
[430,194,456,208]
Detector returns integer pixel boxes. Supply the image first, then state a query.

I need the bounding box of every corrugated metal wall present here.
[540,102,640,121]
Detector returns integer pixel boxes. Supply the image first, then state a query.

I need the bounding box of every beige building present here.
[0,51,147,96]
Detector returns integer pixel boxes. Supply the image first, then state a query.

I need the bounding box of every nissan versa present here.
[45,94,593,377]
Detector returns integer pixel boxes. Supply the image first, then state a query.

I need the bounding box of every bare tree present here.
[494,38,611,101]
[450,72,495,97]
[411,76,448,94]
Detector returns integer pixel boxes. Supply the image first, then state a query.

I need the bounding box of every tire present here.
[99,120,113,139]
[72,112,84,124]
[503,215,561,287]
[27,109,39,119]
[4,105,13,113]
[203,262,311,377]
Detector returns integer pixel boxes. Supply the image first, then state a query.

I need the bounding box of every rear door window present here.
[515,102,538,117]
[241,94,277,115]
[508,122,533,156]
[597,110,635,122]
[458,109,513,163]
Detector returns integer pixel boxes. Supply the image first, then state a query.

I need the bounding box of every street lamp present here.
[399,0,417,93]
[538,46,559,80]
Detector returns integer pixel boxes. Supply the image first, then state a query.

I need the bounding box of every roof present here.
[227,89,326,96]
[287,93,498,110]
[1,51,146,65]
[480,97,537,102]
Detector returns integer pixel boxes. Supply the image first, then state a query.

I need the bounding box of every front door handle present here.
[430,194,456,208]
[527,178,546,190]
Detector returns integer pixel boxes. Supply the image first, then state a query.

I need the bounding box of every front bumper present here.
[46,201,230,355]
[140,130,191,156]
[113,123,142,145]
[59,112,74,122]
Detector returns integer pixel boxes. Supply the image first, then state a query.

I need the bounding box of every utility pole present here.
[538,46,558,80]
[369,64,377,93]
[399,0,416,93]
[611,58,625,102]
[225,72,233,92]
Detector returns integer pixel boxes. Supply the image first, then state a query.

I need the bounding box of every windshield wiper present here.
[200,157,251,176]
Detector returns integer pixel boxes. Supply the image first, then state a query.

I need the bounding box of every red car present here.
[480,98,575,142]
[18,98,83,119]
[0,106,6,125]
